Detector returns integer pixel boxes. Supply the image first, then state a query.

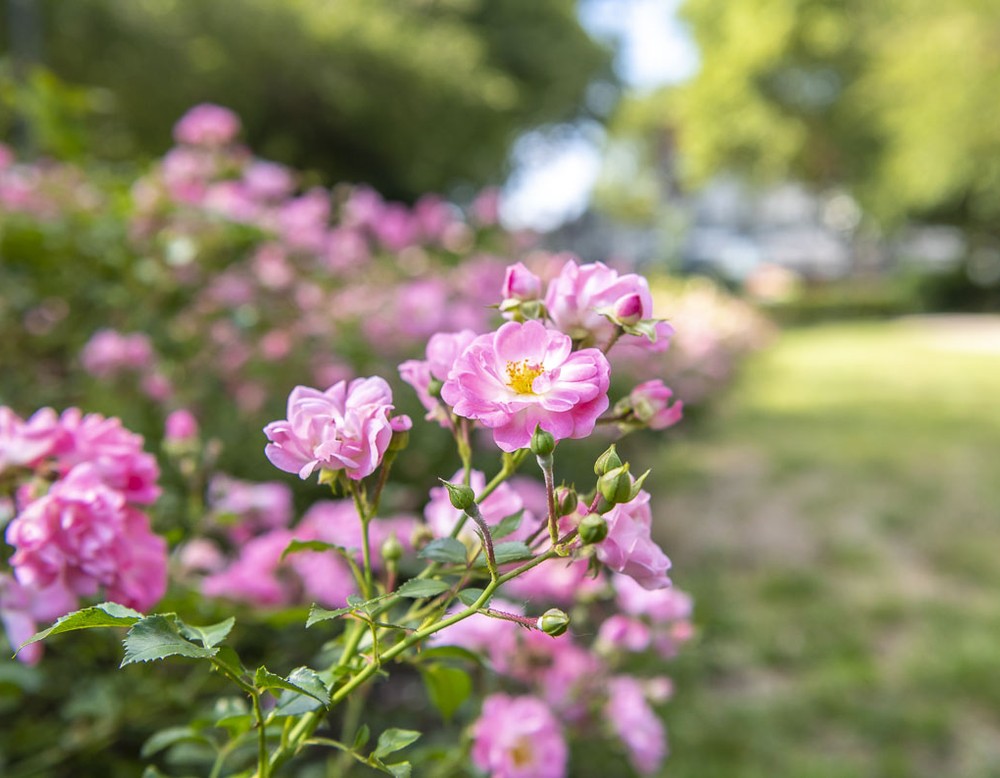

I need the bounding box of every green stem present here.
[252,692,269,778]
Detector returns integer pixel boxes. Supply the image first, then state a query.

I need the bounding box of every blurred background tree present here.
[596,0,1000,234]
[0,0,614,200]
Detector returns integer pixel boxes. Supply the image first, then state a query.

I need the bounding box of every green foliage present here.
[419,663,472,722]
[395,579,452,599]
[669,0,1000,228]
[418,537,468,565]
[0,0,613,198]
[121,616,219,666]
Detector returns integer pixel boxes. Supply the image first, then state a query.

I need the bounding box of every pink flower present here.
[6,464,167,612]
[208,474,293,542]
[596,614,652,653]
[503,556,601,605]
[164,409,199,444]
[0,407,60,474]
[605,676,667,775]
[298,500,417,570]
[503,262,543,301]
[173,104,241,146]
[264,377,408,480]
[431,599,523,669]
[278,188,330,253]
[544,260,670,350]
[80,329,155,377]
[629,380,683,430]
[596,491,671,590]
[507,631,603,720]
[471,694,567,778]
[441,320,610,452]
[399,329,478,427]
[471,187,501,227]
[243,160,294,201]
[613,574,692,622]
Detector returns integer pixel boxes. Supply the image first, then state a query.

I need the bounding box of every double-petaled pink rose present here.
[595,490,672,590]
[471,693,568,778]
[264,377,410,480]
[441,320,610,452]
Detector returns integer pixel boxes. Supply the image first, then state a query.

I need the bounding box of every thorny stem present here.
[537,453,559,547]
[463,501,497,581]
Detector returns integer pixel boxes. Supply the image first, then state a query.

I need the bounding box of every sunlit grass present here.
[652,318,1000,778]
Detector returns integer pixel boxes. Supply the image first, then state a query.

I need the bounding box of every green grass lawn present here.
[653,319,1000,778]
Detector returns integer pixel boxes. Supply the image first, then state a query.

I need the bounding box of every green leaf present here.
[419,664,471,722]
[211,646,247,679]
[386,762,412,778]
[474,541,533,567]
[178,617,235,649]
[303,736,351,753]
[306,604,353,627]
[490,509,524,539]
[280,539,353,562]
[456,588,489,607]
[395,579,451,599]
[19,602,142,651]
[374,728,421,759]
[352,723,371,750]
[286,667,329,702]
[121,615,218,667]
[140,726,212,758]
[418,537,467,565]
[254,666,327,703]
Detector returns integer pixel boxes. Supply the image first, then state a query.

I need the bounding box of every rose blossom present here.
[605,675,668,775]
[471,694,567,778]
[80,329,155,377]
[173,103,241,146]
[0,407,60,474]
[399,329,478,427]
[544,259,673,350]
[595,490,672,590]
[5,464,167,612]
[502,262,543,301]
[263,377,409,480]
[164,409,199,444]
[629,380,683,430]
[441,320,610,452]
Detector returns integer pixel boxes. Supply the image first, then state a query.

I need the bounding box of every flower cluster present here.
[0,407,168,663]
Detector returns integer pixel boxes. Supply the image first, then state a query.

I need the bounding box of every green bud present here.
[441,479,476,512]
[578,513,608,544]
[594,444,623,476]
[380,533,404,564]
[387,427,410,453]
[410,524,435,550]
[427,377,444,399]
[597,463,632,505]
[556,487,578,517]
[530,425,556,458]
[536,608,570,637]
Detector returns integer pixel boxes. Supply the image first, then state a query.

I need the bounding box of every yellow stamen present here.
[511,736,534,767]
[505,359,544,394]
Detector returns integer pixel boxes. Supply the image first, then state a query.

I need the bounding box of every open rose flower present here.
[596,490,672,590]
[471,693,568,778]
[264,377,410,480]
[441,320,610,452]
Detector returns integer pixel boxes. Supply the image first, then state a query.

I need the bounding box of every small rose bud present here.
[612,292,645,326]
[537,608,570,637]
[441,479,476,511]
[530,425,556,458]
[388,415,411,452]
[164,409,199,443]
[380,533,404,564]
[578,512,608,544]
[502,262,543,301]
[594,444,623,476]
[597,463,633,505]
[556,487,578,517]
[427,376,444,399]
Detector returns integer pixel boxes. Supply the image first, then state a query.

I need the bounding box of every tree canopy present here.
[1,0,614,199]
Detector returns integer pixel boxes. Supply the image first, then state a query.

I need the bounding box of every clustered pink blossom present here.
[0,406,167,663]
[604,675,668,775]
[80,329,155,377]
[264,377,410,480]
[207,474,293,543]
[441,320,610,452]
[173,103,242,147]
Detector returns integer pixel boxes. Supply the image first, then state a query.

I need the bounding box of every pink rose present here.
[471,694,567,778]
[0,407,60,474]
[173,103,241,146]
[596,491,672,590]
[264,377,408,481]
[604,675,667,775]
[502,262,543,301]
[399,329,478,427]
[441,320,610,452]
[164,409,199,444]
[629,380,683,430]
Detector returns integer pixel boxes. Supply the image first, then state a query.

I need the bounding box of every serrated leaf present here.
[352,723,371,750]
[473,541,533,567]
[286,667,329,702]
[456,588,489,607]
[19,602,142,651]
[120,615,218,667]
[374,728,421,759]
[418,537,467,565]
[306,604,353,627]
[140,726,212,758]
[178,617,235,649]
[280,539,353,563]
[489,509,524,539]
[419,664,471,722]
[395,579,451,599]
[254,665,326,703]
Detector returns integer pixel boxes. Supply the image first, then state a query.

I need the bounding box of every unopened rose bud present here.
[388,415,412,452]
[578,512,608,544]
[597,463,633,505]
[442,480,476,511]
[380,533,404,564]
[556,487,578,516]
[164,409,199,443]
[537,608,570,637]
[427,377,444,399]
[612,293,645,326]
[594,444,623,476]
[530,426,556,458]
[502,262,543,301]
